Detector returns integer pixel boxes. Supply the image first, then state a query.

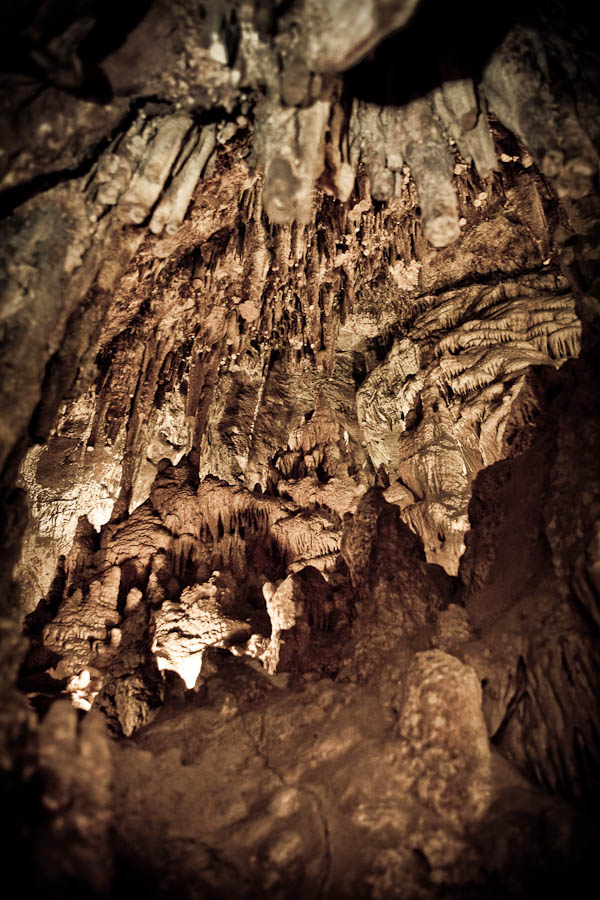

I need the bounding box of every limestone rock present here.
[262,565,335,673]
[397,650,491,827]
[35,700,113,895]
[152,575,255,688]
[1,2,600,897]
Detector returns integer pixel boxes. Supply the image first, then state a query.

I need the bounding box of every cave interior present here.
[0,1,599,898]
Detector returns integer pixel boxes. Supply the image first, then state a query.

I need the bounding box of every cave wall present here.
[0,2,599,898]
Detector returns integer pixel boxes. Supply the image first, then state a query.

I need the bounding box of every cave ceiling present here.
[0,1,599,898]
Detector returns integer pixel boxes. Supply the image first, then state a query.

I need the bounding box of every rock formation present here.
[1,1,599,897]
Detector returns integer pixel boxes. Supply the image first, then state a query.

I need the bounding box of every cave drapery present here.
[0,1,599,897]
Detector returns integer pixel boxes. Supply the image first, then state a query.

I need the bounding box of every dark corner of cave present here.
[1,1,599,898]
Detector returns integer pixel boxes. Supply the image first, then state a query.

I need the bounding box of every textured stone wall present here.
[0,2,599,898]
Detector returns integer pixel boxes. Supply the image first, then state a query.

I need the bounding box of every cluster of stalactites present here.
[80,3,599,247]
[249,13,598,246]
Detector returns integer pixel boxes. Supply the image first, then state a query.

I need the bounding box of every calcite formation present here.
[151,575,256,688]
[0,2,599,898]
